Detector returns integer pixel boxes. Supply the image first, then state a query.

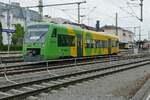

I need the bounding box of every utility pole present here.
[78,3,80,24]
[139,0,143,52]
[77,1,87,24]
[96,20,100,32]
[148,31,150,40]
[138,26,141,53]
[139,0,143,22]
[7,0,11,56]
[24,8,30,32]
[39,0,43,18]
[133,27,137,53]
[139,26,141,42]
[133,27,136,37]
[115,12,118,36]
[133,27,136,45]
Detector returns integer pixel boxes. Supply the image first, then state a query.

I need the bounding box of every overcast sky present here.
[1,0,150,40]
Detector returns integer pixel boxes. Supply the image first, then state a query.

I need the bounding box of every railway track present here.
[0,55,150,100]
[0,56,23,63]
[0,51,145,64]
[0,51,21,55]
[0,51,22,63]
[0,54,149,77]
[0,56,147,87]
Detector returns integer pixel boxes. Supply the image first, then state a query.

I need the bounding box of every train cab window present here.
[51,28,57,37]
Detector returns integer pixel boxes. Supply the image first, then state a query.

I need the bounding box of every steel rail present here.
[0,55,120,71]
[0,58,150,100]
[0,54,149,76]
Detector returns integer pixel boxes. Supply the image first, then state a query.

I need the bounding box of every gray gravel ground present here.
[35,64,150,100]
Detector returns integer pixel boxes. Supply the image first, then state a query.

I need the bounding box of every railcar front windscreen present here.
[25,25,49,43]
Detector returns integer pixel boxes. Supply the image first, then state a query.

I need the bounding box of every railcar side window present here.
[112,41,115,47]
[58,34,75,47]
[51,28,57,37]
[99,41,103,48]
[95,40,99,48]
[102,41,108,48]
[102,41,105,48]
[86,39,91,48]
[116,41,119,47]
[86,40,105,48]
[95,40,102,48]
[92,40,96,48]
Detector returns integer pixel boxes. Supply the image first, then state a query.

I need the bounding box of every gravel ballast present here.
[36,64,150,100]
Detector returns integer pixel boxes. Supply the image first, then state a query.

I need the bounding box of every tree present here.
[0,22,3,45]
[12,24,25,45]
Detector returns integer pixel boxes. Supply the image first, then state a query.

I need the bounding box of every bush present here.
[0,45,22,51]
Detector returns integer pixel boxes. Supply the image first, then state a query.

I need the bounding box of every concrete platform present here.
[132,78,150,100]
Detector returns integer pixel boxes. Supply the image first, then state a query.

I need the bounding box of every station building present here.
[100,25,134,49]
[0,2,41,45]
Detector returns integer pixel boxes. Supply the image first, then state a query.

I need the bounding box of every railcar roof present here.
[86,30,118,39]
[27,22,118,39]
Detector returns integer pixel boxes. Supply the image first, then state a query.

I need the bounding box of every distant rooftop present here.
[43,15,97,31]
[100,25,134,34]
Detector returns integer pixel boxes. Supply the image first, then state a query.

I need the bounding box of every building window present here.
[123,33,126,36]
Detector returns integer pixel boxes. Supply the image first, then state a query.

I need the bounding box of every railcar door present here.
[108,39,112,54]
[77,34,83,57]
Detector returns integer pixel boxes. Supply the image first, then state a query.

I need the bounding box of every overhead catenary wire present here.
[61,8,87,11]
[1,1,86,24]
[22,1,86,8]
[54,7,78,22]
[80,6,97,23]
[126,1,138,17]
[105,0,141,21]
